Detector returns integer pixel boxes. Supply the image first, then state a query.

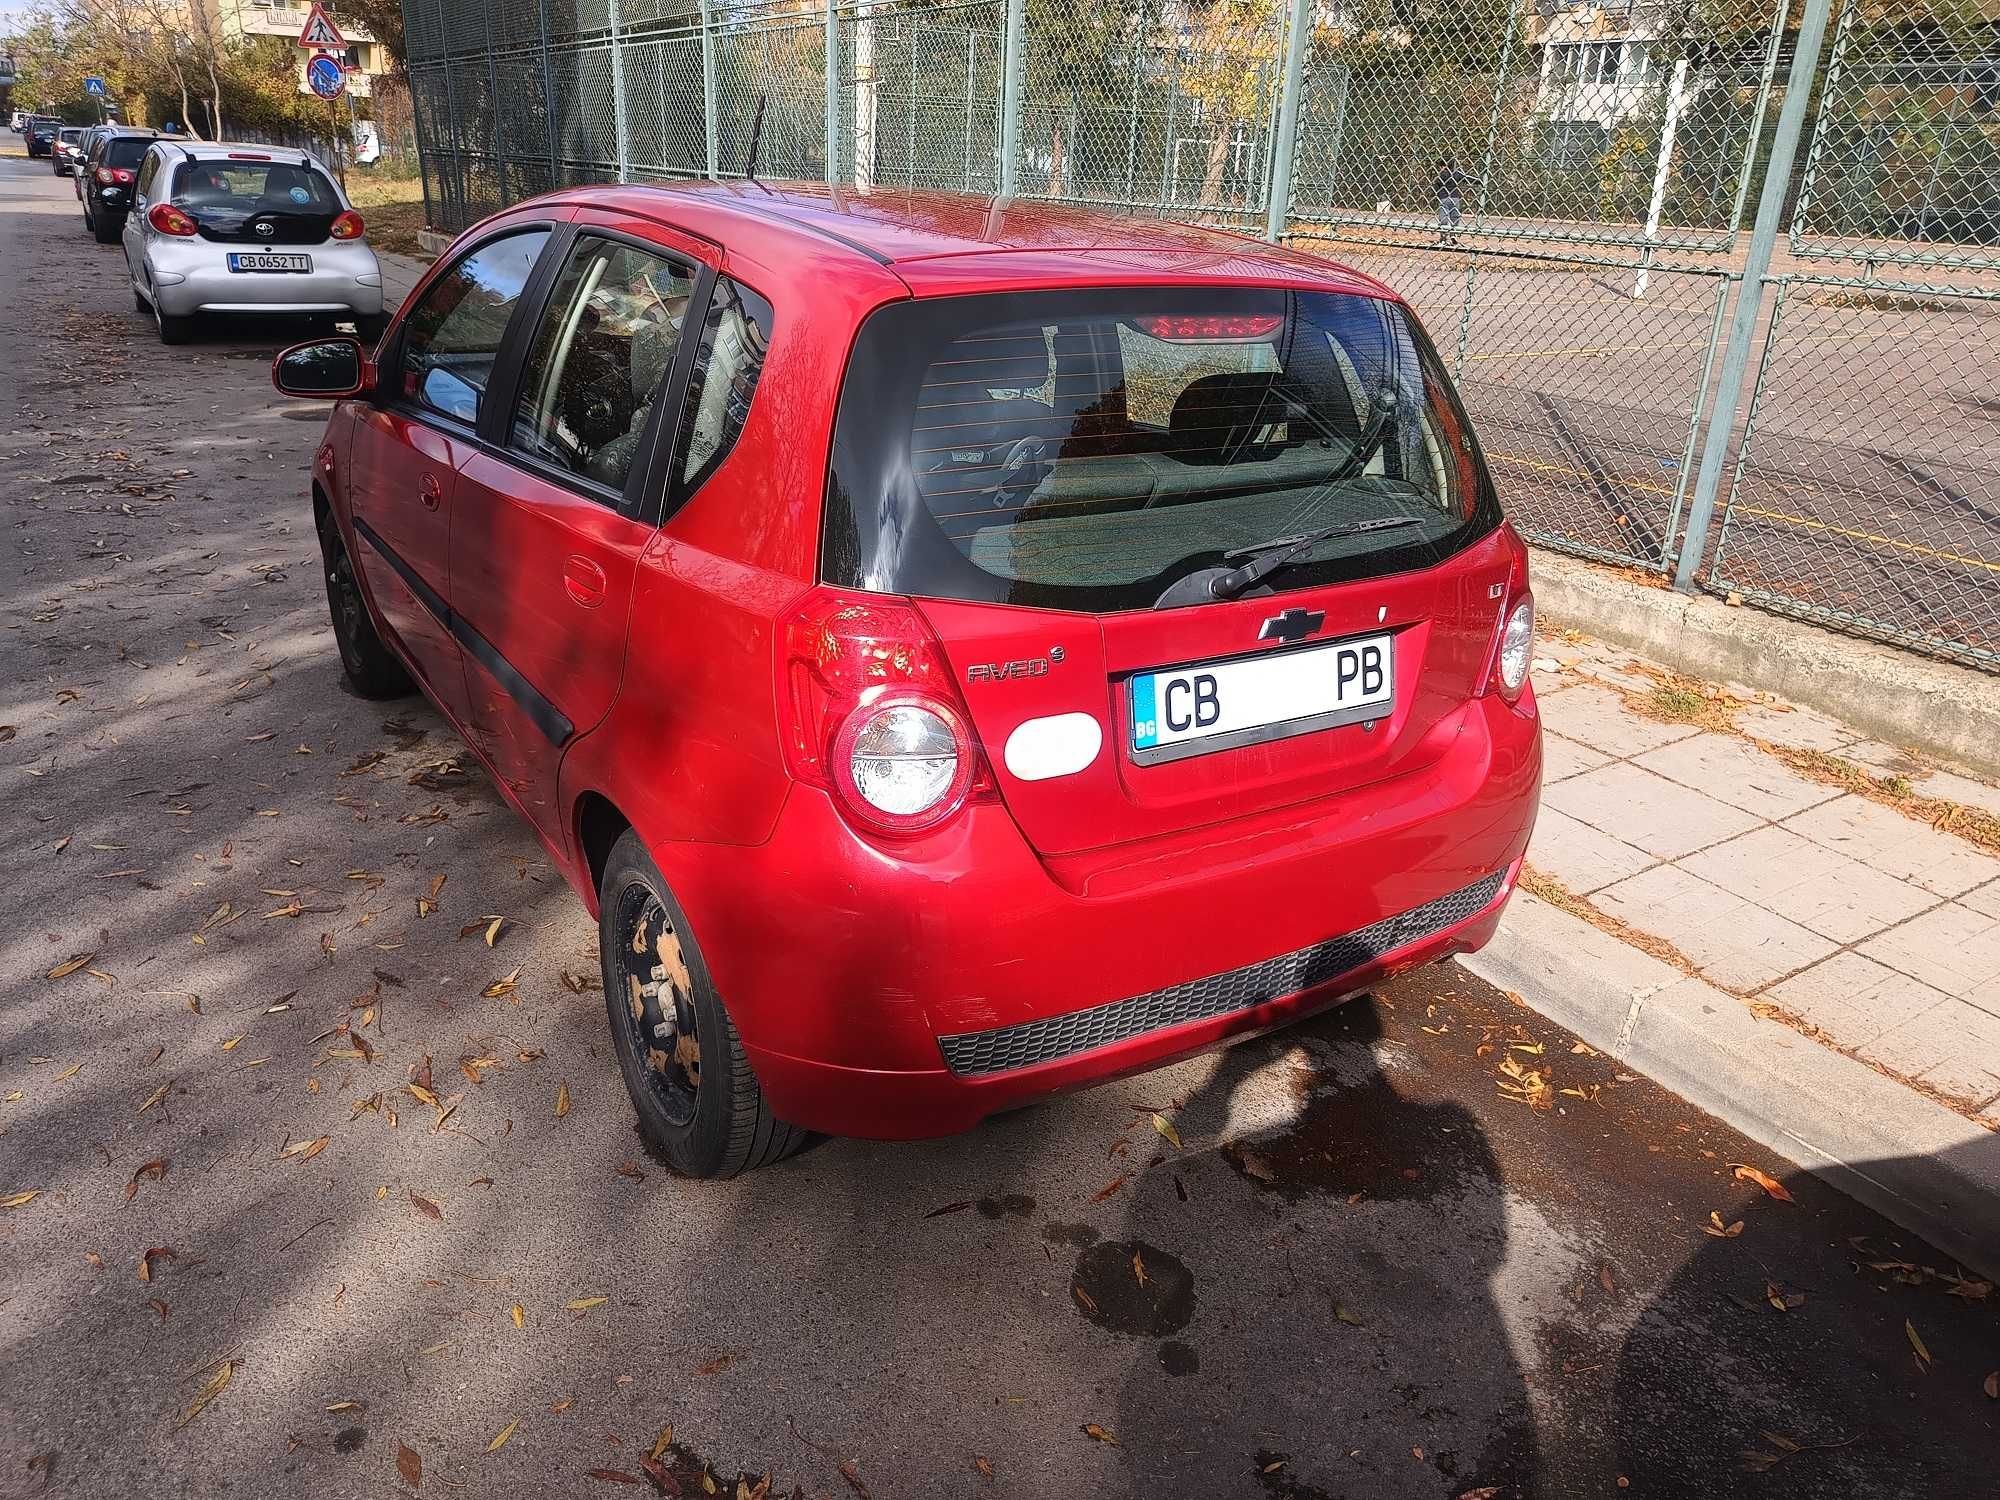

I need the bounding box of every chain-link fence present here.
[401,0,2000,671]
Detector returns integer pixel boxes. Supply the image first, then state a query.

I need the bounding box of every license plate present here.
[1129,632,1395,763]
[227,253,311,273]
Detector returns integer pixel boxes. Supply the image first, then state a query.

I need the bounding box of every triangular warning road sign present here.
[296,2,348,50]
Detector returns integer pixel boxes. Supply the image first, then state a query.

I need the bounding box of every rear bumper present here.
[659,688,1541,1139]
[147,241,384,318]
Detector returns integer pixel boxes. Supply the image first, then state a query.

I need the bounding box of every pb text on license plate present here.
[1129,632,1394,763]
[227,253,311,273]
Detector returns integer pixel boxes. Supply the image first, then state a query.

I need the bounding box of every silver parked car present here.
[123,141,386,346]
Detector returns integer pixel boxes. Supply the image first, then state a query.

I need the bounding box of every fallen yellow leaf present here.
[46,953,95,980]
[567,1296,607,1312]
[651,1426,673,1461]
[138,1081,170,1114]
[555,1081,571,1119]
[510,1304,525,1329]
[2,1190,41,1209]
[1082,1423,1119,1446]
[53,1062,82,1082]
[175,1360,235,1428]
[487,1418,519,1453]
[1150,1112,1182,1150]
[1906,1320,1932,1368]
[220,1036,244,1052]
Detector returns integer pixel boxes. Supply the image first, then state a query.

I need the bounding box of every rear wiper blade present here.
[1206,516,1424,600]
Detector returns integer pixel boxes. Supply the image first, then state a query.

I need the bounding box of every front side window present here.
[670,276,772,500]
[509,237,697,494]
[824,287,1497,611]
[397,230,551,426]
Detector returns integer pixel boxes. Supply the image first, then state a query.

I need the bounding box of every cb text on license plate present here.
[1129,631,1395,763]
[228,253,310,272]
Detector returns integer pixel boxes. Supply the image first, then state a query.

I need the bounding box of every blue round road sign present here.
[306,53,346,100]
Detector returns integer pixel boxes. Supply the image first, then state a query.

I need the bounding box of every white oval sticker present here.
[1003,713,1103,783]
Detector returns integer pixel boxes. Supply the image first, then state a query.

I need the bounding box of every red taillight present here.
[95,166,134,185]
[148,203,198,237]
[329,210,364,241]
[779,588,992,837]
[1482,526,1535,706]
[1133,314,1283,341]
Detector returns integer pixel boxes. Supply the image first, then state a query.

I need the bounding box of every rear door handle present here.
[418,472,443,511]
[563,555,607,608]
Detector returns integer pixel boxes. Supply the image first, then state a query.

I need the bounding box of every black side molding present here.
[351,515,575,748]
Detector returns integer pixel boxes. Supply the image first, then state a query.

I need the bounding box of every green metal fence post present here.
[701,0,719,179]
[537,0,560,189]
[1672,0,1837,592]
[825,1,842,184]
[610,0,629,182]
[998,0,1023,194]
[1263,0,1311,242]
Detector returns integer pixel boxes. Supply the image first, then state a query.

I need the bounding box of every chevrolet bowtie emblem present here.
[1259,607,1326,644]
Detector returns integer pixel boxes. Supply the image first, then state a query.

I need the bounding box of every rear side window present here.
[670,277,772,501]
[509,236,697,495]
[823,287,1498,611]
[396,230,551,426]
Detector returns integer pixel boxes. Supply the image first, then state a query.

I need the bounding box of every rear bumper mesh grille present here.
[936,871,1506,1078]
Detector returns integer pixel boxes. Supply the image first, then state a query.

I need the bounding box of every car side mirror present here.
[272,338,370,399]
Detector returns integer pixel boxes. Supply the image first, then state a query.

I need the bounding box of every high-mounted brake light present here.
[329,210,365,240]
[1134,314,1283,342]
[779,589,992,837]
[148,202,199,237]
[226,151,271,160]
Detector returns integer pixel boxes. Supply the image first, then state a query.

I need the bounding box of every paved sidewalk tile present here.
[1545,762,1762,861]
[1527,806,1655,895]
[1735,701,1854,753]
[1863,999,2000,1111]
[1536,683,1697,759]
[1765,952,1939,1048]
[1783,795,2000,898]
[1680,825,1935,944]
[1632,732,1842,819]
[1964,880,2000,919]
[1859,901,2000,1019]
[1542,732,1612,785]
[1595,863,1836,991]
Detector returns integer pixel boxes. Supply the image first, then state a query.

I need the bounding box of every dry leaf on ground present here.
[486,1418,519,1453]
[1733,1164,1794,1202]
[397,1440,423,1487]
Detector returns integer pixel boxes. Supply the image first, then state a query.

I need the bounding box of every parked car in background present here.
[9,109,28,133]
[272,184,1542,1178]
[25,117,61,158]
[69,125,108,199]
[124,141,385,345]
[52,126,86,176]
[79,127,159,242]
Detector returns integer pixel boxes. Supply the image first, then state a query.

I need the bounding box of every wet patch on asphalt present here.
[1070,1238,1195,1337]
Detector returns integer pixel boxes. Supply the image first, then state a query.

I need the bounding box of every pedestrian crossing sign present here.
[295,3,348,51]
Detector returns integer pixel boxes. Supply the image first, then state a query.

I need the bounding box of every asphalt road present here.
[2,151,1997,1500]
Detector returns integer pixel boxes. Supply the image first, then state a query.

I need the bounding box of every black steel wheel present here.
[317,508,412,699]
[597,830,804,1178]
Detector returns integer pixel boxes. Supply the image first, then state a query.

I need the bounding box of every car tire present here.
[597,829,806,1179]
[133,283,148,314]
[154,304,193,345]
[317,508,413,699]
[93,215,119,245]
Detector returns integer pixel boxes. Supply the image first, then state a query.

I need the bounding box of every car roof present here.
[528,181,1398,302]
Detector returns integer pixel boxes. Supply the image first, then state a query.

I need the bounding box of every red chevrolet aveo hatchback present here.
[274,184,1541,1177]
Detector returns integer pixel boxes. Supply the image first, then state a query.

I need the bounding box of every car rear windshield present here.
[822,286,1499,612]
[174,158,339,214]
[103,137,152,170]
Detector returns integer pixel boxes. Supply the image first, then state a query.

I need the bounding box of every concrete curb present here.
[1464,892,2000,1283]
[1527,548,2000,781]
